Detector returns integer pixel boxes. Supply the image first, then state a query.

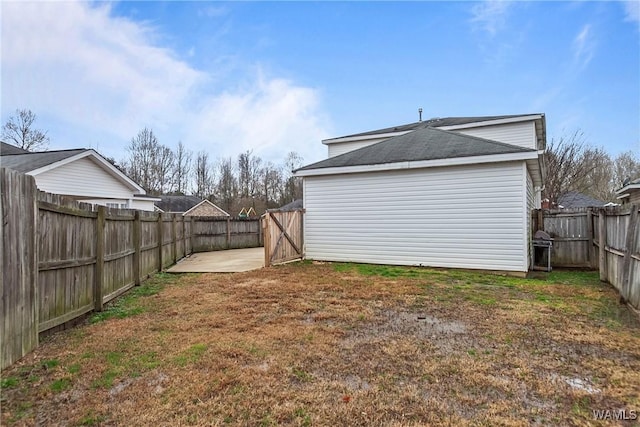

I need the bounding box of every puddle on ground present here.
[346,309,467,342]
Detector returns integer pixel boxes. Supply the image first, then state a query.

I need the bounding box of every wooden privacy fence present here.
[533,206,640,311]
[263,209,304,266]
[1,168,261,369]
[192,217,262,252]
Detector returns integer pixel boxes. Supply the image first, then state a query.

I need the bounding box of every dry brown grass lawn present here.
[1,262,639,426]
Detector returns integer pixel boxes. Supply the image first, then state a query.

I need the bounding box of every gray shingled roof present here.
[297,127,535,171]
[558,191,607,208]
[327,114,540,140]
[156,195,203,212]
[1,142,30,155]
[1,149,87,173]
[276,199,303,211]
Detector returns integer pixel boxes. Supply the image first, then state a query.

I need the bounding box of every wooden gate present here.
[263,209,304,266]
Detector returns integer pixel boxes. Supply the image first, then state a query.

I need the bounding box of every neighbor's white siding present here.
[454,122,537,150]
[33,157,135,199]
[303,161,528,272]
[129,199,157,211]
[327,136,392,158]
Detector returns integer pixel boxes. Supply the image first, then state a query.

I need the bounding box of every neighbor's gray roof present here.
[327,114,541,140]
[277,199,303,211]
[558,191,607,208]
[1,149,87,173]
[155,195,203,212]
[1,142,30,155]
[297,127,535,171]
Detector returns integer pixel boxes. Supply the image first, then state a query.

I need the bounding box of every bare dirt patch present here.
[1,264,639,426]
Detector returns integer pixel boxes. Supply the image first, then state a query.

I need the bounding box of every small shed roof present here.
[297,127,535,172]
[277,199,303,211]
[557,191,608,208]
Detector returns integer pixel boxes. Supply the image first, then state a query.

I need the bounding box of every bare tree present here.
[2,109,50,151]
[122,128,175,195]
[262,161,283,208]
[194,151,214,199]
[172,141,192,195]
[216,157,238,213]
[613,150,640,190]
[237,150,262,199]
[281,151,303,204]
[576,147,614,201]
[543,130,603,205]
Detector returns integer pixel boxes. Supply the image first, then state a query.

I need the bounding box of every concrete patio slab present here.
[167,247,264,273]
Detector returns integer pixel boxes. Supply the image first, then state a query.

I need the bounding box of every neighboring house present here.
[155,195,230,217]
[295,114,546,274]
[616,177,640,205]
[0,142,159,211]
[556,191,608,209]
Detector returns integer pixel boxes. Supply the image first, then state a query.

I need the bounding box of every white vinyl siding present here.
[526,167,535,269]
[455,122,537,150]
[303,161,528,272]
[33,157,135,199]
[327,136,393,158]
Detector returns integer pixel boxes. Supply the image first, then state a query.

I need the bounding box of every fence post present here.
[598,209,608,283]
[133,210,141,286]
[172,214,177,264]
[263,214,270,267]
[158,213,164,272]
[95,206,105,311]
[182,216,186,257]
[226,217,231,249]
[537,209,544,232]
[621,205,639,301]
[586,209,596,269]
[189,217,195,254]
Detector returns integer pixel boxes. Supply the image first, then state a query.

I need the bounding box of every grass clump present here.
[90,272,178,324]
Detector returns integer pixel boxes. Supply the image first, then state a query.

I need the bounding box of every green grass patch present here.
[43,359,59,369]
[79,412,107,426]
[174,344,208,367]
[89,272,179,324]
[1,376,19,389]
[92,370,118,389]
[291,367,313,383]
[50,377,72,392]
[67,363,81,374]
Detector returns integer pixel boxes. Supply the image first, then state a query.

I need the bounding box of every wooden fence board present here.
[1,169,38,369]
[1,167,267,369]
[263,210,304,266]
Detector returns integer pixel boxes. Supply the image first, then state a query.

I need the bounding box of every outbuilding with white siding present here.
[0,142,159,211]
[295,114,546,274]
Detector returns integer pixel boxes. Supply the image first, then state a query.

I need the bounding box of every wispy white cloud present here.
[469,1,512,36]
[198,6,228,18]
[622,0,640,28]
[572,24,595,70]
[0,1,330,164]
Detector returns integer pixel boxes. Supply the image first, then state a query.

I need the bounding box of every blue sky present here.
[2,1,639,166]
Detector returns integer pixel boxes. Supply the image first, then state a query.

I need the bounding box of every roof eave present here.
[615,184,640,194]
[322,131,411,145]
[28,150,147,194]
[295,151,539,177]
[436,114,544,131]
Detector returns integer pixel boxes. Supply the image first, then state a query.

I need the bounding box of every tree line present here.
[541,130,640,205]
[120,127,303,215]
[2,109,639,211]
